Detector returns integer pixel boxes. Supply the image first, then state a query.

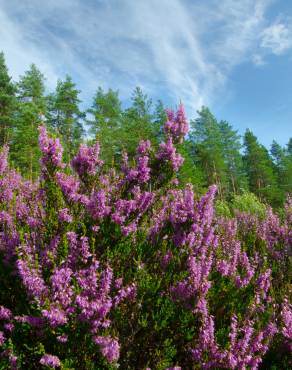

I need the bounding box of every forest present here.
[0,50,291,369]
[1,51,292,208]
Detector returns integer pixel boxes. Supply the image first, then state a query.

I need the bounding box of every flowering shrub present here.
[0,105,291,369]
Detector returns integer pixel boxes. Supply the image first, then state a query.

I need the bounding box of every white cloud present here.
[203,0,268,68]
[0,0,277,113]
[260,21,292,55]
[0,7,59,89]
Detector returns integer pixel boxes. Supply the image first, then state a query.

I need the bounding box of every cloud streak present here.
[0,0,288,114]
[260,21,292,55]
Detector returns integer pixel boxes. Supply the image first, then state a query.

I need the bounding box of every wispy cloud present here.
[0,6,60,89]
[0,0,283,113]
[260,21,292,55]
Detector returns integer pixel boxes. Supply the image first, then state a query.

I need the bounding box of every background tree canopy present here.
[1,50,292,207]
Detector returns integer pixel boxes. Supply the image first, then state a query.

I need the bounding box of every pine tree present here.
[120,87,160,158]
[177,138,205,191]
[87,87,122,165]
[271,140,292,195]
[243,130,281,205]
[0,51,17,146]
[285,138,292,193]
[151,99,166,145]
[189,107,228,197]
[47,75,85,162]
[87,87,165,167]
[287,138,292,156]
[218,120,248,195]
[11,64,46,179]
[270,140,285,169]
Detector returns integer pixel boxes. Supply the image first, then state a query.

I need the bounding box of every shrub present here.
[0,105,290,369]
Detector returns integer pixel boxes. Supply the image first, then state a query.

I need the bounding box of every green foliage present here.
[190,107,228,195]
[120,87,162,158]
[87,86,122,166]
[271,139,292,197]
[243,129,282,206]
[10,64,46,179]
[87,86,165,168]
[0,51,17,146]
[189,107,248,198]
[47,75,85,162]
[176,139,205,190]
[215,199,232,218]
[218,120,248,195]
[231,191,267,219]
[0,51,290,210]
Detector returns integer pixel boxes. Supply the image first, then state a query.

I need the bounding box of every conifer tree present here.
[287,138,292,156]
[218,120,248,195]
[270,140,285,169]
[0,51,17,146]
[243,130,281,205]
[152,99,167,144]
[120,87,160,158]
[87,87,122,165]
[11,64,46,179]
[285,138,292,193]
[178,138,205,191]
[189,107,228,197]
[47,75,85,162]
[271,140,292,195]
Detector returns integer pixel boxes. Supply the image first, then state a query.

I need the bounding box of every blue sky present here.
[0,0,292,147]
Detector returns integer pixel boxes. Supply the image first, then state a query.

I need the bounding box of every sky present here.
[0,0,292,147]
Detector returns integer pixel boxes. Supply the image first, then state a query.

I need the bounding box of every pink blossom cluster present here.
[164,104,189,143]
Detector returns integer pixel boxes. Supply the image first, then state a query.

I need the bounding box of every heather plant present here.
[0,105,291,369]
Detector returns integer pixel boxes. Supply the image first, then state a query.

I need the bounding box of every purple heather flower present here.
[58,208,73,223]
[137,140,151,155]
[113,283,137,307]
[94,336,120,363]
[66,232,91,267]
[14,315,44,328]
[9,355,17,369]
[0,306,12,320]
[0,210,13,227]
[0,145,9,175]
[40,354,61,368]
[281,298,292,339]
[99,266,113,297]
[51,267,73,308]
[4,323,14,332]
[38,126,64,169]
[56,172,82,203]
[17,259,48,304]
[115,278,123,289]
[164,104,188,143]
[87,189,111,220]
[161,250,173,269]
[136,155,150,183]
[121,222,137,236]
[156,137,184,171]
[42,307,67,328]
[256,269,271,295]
[0,331,5,346]
[71,142,103,177]
[57,335,68,343]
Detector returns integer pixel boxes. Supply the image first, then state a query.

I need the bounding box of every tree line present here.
[0,51,291,207]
